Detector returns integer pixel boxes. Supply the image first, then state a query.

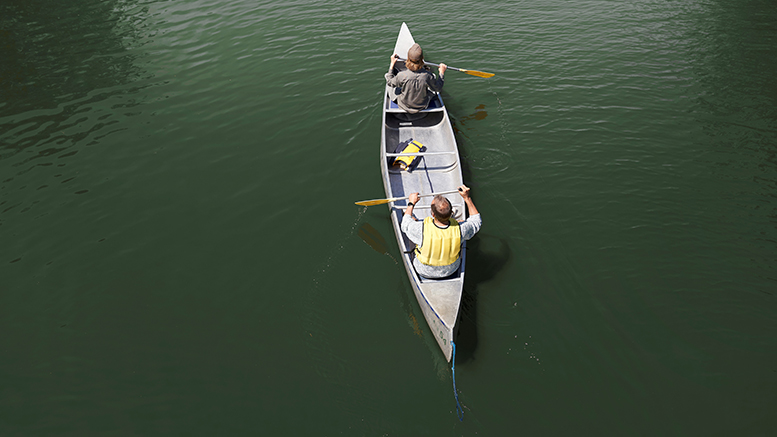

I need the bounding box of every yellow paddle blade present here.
[355,198,396,207]
[461,69,495,78]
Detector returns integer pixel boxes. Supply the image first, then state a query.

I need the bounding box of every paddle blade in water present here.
[358,223,388,255]
[462,69,495,78]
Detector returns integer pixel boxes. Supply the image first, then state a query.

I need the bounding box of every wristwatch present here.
[407,202,414,207]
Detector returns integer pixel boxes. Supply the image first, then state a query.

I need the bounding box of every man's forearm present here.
[464,197,479,216]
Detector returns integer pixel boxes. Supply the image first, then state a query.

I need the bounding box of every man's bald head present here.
[431,195,452,221]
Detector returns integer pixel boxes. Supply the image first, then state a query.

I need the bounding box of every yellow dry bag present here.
[392,139,426,171]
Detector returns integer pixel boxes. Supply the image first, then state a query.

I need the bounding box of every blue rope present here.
[451,341,464,421]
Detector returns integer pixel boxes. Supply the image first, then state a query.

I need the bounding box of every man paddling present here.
[401,185,482,279]
[386,43,447,113]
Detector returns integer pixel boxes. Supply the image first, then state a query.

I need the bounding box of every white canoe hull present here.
[380,23,466,362]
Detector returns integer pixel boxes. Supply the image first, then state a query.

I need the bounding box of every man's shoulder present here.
[417,68,435,77]
[401,214,421,225]
[459,213,481,226]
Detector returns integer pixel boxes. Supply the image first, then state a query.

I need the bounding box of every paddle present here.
[398,58,494,78]
[357,222,399,263]
[357,223,389,255]
[355,189,461,207]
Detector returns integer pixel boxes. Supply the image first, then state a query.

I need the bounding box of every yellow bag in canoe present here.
[392,139,426,171]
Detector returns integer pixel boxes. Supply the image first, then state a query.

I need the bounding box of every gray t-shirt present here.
[401,213,482,278]
[385,67,444,113]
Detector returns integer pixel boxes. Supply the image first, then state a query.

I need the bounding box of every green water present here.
[2,0,776,435]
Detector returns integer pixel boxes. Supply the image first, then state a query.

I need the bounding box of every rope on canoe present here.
[451,340,464,421]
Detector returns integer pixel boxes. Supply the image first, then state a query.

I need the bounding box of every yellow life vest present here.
[415,216,461,266]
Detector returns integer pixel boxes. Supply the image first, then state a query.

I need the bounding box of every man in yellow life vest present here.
[400,185,482,279]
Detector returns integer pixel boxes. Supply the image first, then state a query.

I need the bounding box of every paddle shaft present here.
[393,189,460,203]
[396,58,494,77]
[397,57,462,72]
[355,189,461,207]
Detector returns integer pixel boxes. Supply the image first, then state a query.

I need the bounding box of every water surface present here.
[2,0,776,434]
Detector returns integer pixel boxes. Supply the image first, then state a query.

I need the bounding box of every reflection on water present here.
[0,0,150,161]
[686,0,777,289]
[451,103,488,135]
[0,0,149,116]
[458,104,489,125]
[357,222,399,264]
[0,0,150,224]
[456,233,511,363]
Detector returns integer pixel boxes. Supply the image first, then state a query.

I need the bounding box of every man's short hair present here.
[431,195,452,220]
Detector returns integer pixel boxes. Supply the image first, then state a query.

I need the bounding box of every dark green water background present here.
[2,0,776,435]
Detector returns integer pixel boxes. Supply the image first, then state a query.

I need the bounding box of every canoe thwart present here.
[385,151,459,157]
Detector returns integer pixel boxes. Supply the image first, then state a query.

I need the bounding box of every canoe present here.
[381,22,466,362]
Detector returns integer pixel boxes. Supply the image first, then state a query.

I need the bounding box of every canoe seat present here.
[386,93,445,113]
[412,250,465,283]
[417,269,462,283]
